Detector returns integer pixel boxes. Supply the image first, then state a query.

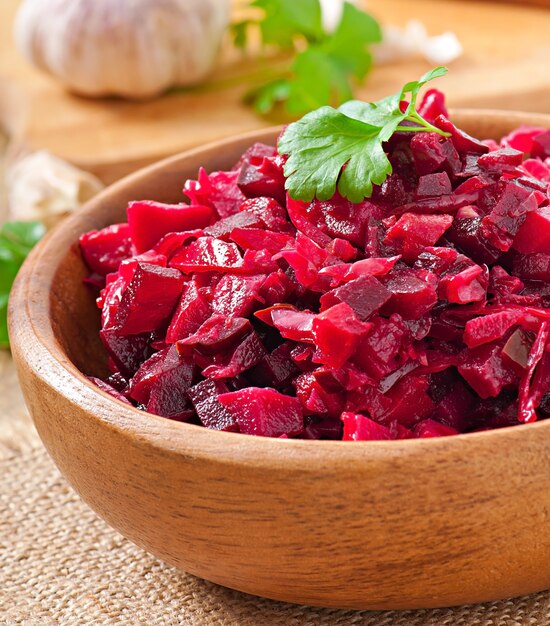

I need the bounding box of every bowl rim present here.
[10,108,550,468]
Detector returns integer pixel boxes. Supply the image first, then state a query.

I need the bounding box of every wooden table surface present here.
[2,0,550,183]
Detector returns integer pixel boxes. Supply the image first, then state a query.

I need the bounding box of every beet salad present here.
[80,68,550,440]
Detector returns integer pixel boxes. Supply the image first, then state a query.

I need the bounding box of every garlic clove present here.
[374,19,463,66]
[7,151,104,229]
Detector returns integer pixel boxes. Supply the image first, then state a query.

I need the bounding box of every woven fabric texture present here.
[1,446,550,626]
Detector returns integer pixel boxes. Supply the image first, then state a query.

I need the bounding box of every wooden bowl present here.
[8,110,550,610]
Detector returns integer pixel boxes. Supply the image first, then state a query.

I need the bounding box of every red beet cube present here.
[513,253,550,282]
[439,264,488,304]
[79,223,135,276]
[184,168,247,218]
[312,303,371,369]
[218,387,303,437]
[166,279,211,343]
[341,412,392,441]
[188,379,238,431]
[385,213,453,262]
[458,342,518,398]
[414,420,459,438]
[170,236,244,273]
[128,200,214,253]
[319,275,391,321]
[513,206,550,254]
[114,263,184,335]
[382,269,438,319]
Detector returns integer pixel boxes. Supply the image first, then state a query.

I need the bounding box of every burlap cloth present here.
[0,347,548,625]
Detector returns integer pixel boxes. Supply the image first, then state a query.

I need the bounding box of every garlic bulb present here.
[7,152,104,229]
[14,0,230,99]
[374,20,463,66]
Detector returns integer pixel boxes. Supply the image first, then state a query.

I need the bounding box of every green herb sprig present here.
[278,67,451,203]
[0,221,45,348]
[233,0,381,115]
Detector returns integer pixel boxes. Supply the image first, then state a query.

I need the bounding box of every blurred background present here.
[2,0,550,444]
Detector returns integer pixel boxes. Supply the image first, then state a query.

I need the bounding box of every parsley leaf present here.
[252,0,324,47]
[278,67,450,203]
[0,221,45,349]
[234,0,381,115]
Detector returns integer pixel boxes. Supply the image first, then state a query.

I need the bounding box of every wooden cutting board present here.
[2,0,550,183]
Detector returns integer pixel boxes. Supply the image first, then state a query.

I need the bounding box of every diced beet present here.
[431,381,475,431]
[218,387,303,437]
[257,306,316,343]
[230,228,292,253]
[233,142,277,170]
[202,330,267,379]
[416,172,452,197]
[294,372,345,417]
[79,224,135,276]
[439,264,488,305]
[240,197,293,233]
[88,376,132,405]
[481,185,537,252]
[184,168,247,218]
[312,303,371,369]
[446,213,502,265]
[204,210,263,239]
[414,420,459,438]
[488,266,523,298]
[100,329,152,377]
[146,346,195,420]
[513,253,550,282]
[238,154,287,206]
[512,206,550,254]
[382,375,435,427]
[258,271,295,305]
[521,158,550,182]
[170,236,244,273]
[341,412,392,441]
[277,248,319,288]
[477,147,523,173]
[166,279,211,343]
[530,130,550,159]
[501,125,547,154]
[178,316,251,355]
[458,342,517,398]
[414,246,458,275]
[319,256,400,287]
[417,88,448,122]
[319,275,390,321]
[114,263,184,335]
[384,213,453,262]
[326,238,358,262]
[211,274,266,317]
[286,196,332,246]
[410,133,461,176]
[248,342,298,387]
[352,315,409,381]
[382,269,438,319]
[187,379,238,431]
[463,310,524,348]
[434,115,489,154]
[127,349,169,405]
[127,200,214,253]
[153,230,204,259]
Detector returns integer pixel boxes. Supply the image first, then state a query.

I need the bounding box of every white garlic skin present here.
[14,0,230,99]
[7,151,104,229]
